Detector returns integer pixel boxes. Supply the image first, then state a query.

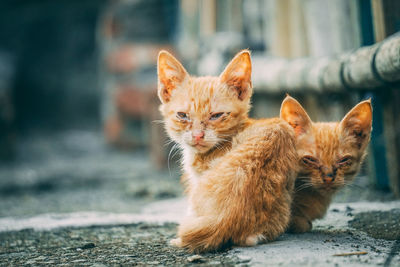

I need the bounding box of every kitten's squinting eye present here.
[337,156,352,166]
[177,112,189,121]
[301,156,319,167]
[209,112,224,121]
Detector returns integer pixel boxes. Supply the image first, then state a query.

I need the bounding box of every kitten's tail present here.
[177,215,239,253]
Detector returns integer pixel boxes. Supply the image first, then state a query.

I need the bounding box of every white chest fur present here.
[182,148,201,216]
[182,148,201,187]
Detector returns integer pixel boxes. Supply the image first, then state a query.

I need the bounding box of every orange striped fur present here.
[280,96,373,233]
[158,50,298,252]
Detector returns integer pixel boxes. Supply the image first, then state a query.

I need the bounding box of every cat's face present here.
[157,50,252,153]
[281,96,372,192]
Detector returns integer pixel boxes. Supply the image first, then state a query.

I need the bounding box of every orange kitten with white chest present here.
[158,50,298,252]
[280,96,373,233]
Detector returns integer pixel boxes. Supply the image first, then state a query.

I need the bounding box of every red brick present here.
[104,115,123,144]
[106,44,174,73]
[115,85,153,117]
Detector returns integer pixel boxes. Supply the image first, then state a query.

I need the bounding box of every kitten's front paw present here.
[170,238,183,247]
[244,234,264,246]
[288,216,312,233]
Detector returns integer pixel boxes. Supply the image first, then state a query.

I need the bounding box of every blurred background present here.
[0,0,399,218]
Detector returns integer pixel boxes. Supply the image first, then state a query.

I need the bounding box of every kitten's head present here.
[280,96,373,192]
[157,50,252,153]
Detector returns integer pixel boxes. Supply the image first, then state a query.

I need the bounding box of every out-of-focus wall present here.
[176,0,362,121]
[0,0,106,131]
[97,0,178,168]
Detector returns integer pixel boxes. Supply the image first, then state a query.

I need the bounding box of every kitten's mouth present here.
[194,143,207,147]
[190,142,212,152]
[320,184,339,192]
[193,143,209,150]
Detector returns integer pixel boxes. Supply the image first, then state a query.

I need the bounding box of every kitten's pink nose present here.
[323,173,335,184]
[192,130,205,142]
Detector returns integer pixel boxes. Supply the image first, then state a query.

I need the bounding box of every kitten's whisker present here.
[296,201,313,209]
[295,183,313,193]
[217,138,233,145]
[296,177,311,180]
[218,133,234,137]
[167,144,180,176]
[171,147,181,161]
[152,120,165,125]
[343,182,362,189]
[217,141,232,147]
[214,142,226,152]
[164,139,175,147]
[218,145,230,154]
[296,175,311,178]
[295,182,313,189]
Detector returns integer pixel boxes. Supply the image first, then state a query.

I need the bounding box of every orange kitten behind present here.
[158,50,298,252]
[280,96,373,233]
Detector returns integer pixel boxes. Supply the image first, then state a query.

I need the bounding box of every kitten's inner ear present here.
[157,51,189,103]
[280,96,312,136]
[219,50,252,101]
[340,100,373,147]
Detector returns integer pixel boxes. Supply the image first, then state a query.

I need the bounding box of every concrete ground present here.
[0,130,399,266]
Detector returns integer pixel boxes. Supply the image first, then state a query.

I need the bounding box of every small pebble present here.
[71,259,86,263]
[187,255,205,263]
[80,242,96,249]
[346,206,354,212]
[237,255,251,263]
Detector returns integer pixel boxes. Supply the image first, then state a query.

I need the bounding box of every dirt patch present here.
[348,209,400,240]
[0,222,243,266]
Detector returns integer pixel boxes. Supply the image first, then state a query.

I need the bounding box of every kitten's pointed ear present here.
[280,95,312,136]
[157,51,189,103]
[220,50,252,101]
[340,99,373,148]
